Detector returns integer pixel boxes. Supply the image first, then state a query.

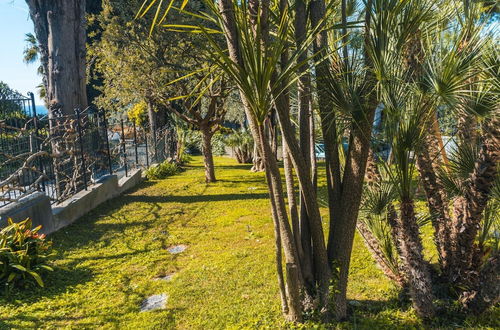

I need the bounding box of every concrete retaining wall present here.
[0,192,54,233]
[0,169,143,235]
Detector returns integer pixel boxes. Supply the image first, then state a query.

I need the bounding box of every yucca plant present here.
[225,129,254,163]
[0,218,53,293]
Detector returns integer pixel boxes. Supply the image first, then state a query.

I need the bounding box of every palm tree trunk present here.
[461,254,500,314]
[450,117,499,285]
[217,0,303,320]
[258,123,304,321]
[272,87,332,315]
[393,198,436,318]
[357,221,405,287]
[294,0,316,294]
[416,135,452,273]
[283,141,302,262]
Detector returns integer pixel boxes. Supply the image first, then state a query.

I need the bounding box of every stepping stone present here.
[140,293,168,312]
[167,244,187,254]
[155,274,174,281]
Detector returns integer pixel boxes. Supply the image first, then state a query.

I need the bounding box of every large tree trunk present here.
[27,0,88,117]
[200,125,216,183]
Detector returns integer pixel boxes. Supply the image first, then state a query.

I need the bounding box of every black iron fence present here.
[1,105,176,207]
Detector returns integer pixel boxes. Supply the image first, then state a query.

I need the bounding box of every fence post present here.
[30,93,46,192]
[133,121,139,167]
[120,119,128,177]
[75,108,88,191]
[102,109,113,175]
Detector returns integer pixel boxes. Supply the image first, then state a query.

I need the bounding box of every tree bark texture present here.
[393,198,436,319]
[27,0,88,116]
[200,125,216,183]
[294,0,316,293]
[450,116,499,285]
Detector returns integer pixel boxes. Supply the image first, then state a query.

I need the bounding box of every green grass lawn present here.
[0,156,498,329]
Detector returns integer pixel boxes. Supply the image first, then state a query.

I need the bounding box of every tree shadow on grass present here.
[215,164,254,171]
[0,266,93,306]
[343,297,500,329]
[120,192,269,204]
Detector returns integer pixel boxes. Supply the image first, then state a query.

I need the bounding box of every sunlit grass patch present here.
[0,156,497,329]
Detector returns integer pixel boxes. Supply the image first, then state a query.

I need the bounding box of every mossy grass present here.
[0,157,497,329]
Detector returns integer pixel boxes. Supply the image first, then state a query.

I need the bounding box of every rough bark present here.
[357,221,405,287]
[404,31,454,273]
[329,103,376,319]
[416,134,453,273]
[394,199,436,318]
[200,125,216,183]
[461,254,500,314]
[27,0,88,116]
[360,152,406,286]
[450,116,499,284]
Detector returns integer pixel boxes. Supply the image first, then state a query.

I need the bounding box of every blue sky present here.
[0,0,44,105]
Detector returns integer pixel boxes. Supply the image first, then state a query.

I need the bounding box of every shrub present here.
[145,161,180,179]
[211,132,227,156]
[0,218,53,292]
[225,129,254,163]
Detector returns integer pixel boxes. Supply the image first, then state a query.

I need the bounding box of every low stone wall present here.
[0,169,143,235]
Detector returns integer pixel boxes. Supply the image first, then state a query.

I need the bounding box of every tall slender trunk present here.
[283,141,302,262]
[329,103,376,319]
[294,0,316,293]
[200,125,216,183]
[310,103,318,190]
[258,123,304,321]
[218,0,303,320]
[273,84,332,314]
[309,0,377,319]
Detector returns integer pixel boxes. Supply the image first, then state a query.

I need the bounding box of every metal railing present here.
[1,105,176,207]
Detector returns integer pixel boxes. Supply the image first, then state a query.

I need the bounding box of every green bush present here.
[0,218,53,292]
[211,132,227,156]
[145,161,180,179]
